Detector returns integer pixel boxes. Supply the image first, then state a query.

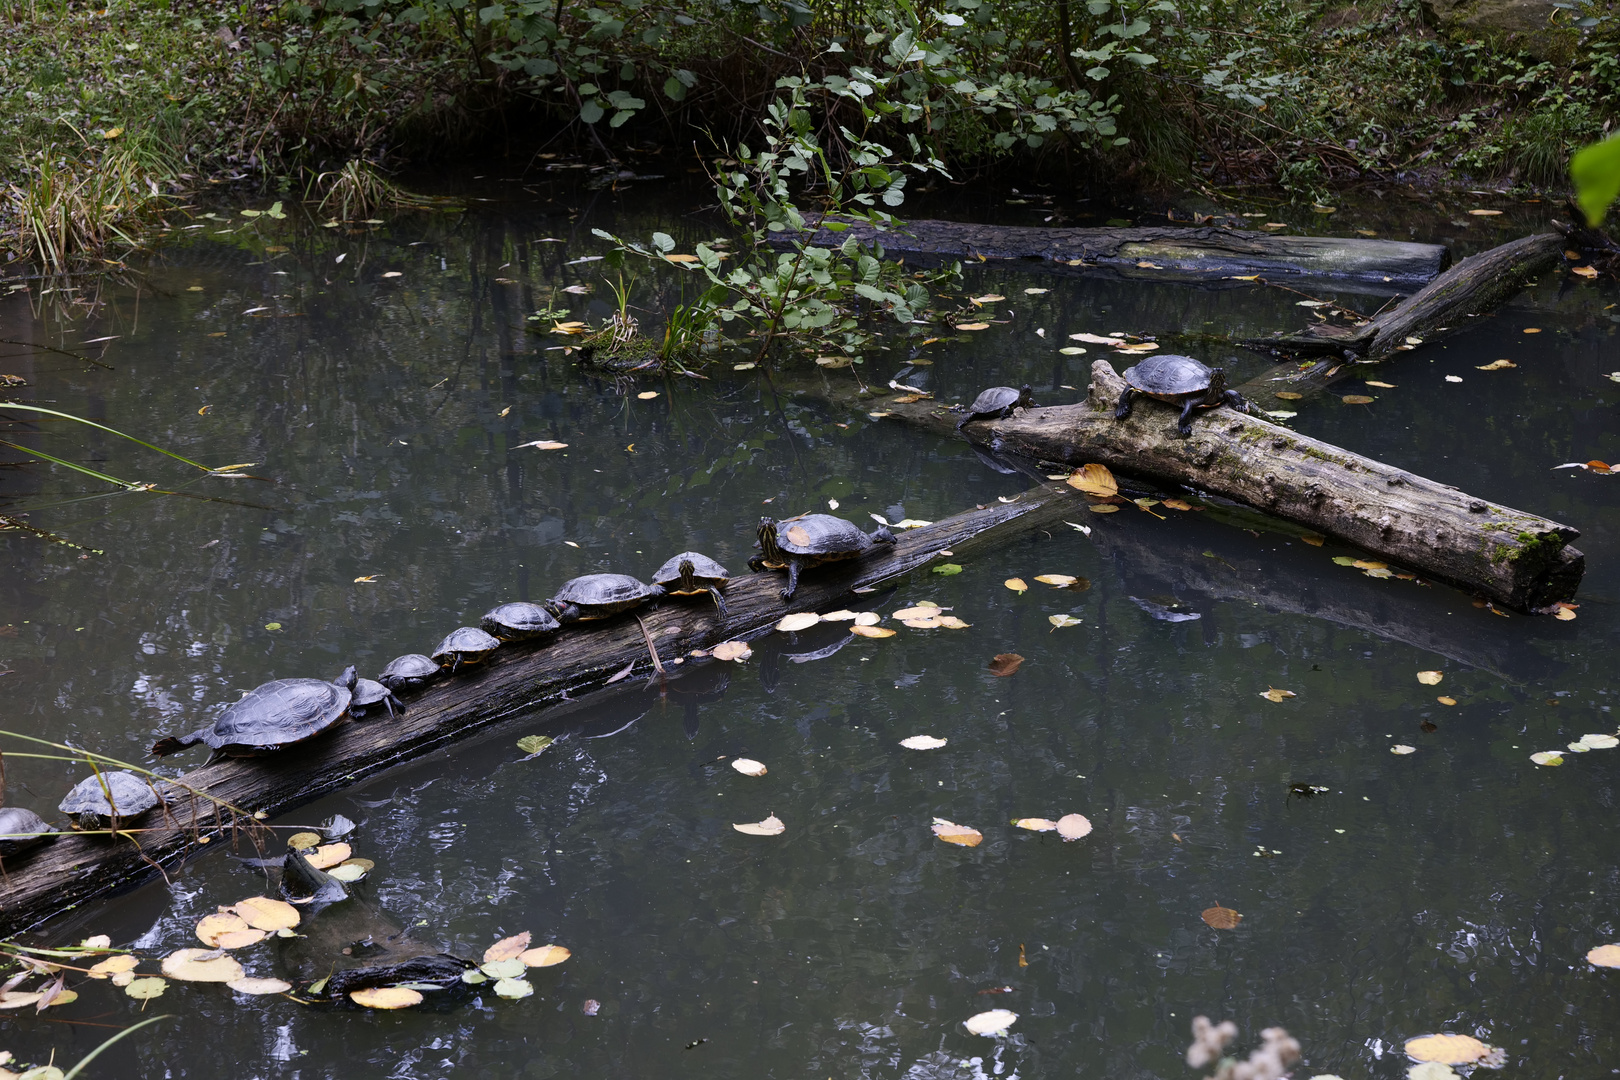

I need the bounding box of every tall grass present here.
[3,135,178,273]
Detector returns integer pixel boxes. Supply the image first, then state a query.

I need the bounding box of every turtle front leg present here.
[781,559,801,602]
[1114,387,1137,420]
[1224,389,1254,416]
[709,586,728,621]
[748,554,768,573]
[1177,397,1198,437]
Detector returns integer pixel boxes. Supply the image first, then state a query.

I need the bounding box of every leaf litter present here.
[931,818,983,847]
[734,814,786,836]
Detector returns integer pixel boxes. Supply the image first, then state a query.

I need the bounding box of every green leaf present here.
[124,977,167,1001]
[932,563,963,576]
[516,734,554,756]
[494,977,534,999]
[662,76,687,101]
[478,4,504,24]
[579,100,604,124]
[1573,134,1620,226]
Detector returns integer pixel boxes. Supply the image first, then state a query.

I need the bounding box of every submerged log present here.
[0,493,1072,939]
[851,359,1582,612]
[810,218,1449,289]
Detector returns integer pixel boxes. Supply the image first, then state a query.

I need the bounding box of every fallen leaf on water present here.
[963,1009,1018,1036]
[734,814,786,836]
[1004,577,1029,593]
[820,609,857,621]
[852,612,882,626]
[1587,944,1620,967]
[1530,750,1564,766]
[88,955,138,978]
[1437,696,1457,706]
[352,987,423,1009]
[1025,288,1048,295]
[1301,534,1325,546]
[892,605,941,620]
[1404,1034,1492,1066]
[1576,733,1618,749]
[1069,332,1118,344]
[484,932,533,964]
[1391,744,1416,755]
[1365,380,1397,388]
[1015,818,1058,831]
[935,615,972,629]
[636,391,659,400]
[516,440,569,450]
[1467,209,1503,216]
[1161,499,1194,510]
[519,944,571,967]
[1273,391,1303,400]
[306,843,352,870]
[516,734,554,756]
[1059,346,1087,355]
[232,897,300,932]
[1342,394,1374,405]
[1113,341,1160,352]
[1523,327,1541,334]
[1056,813,1092,840]
[989,653,1025,677]
[1260,688,1296,702]
[327,862,368,883]
[1573,265,1599,278]
[1353,560,1388,570]
[353,575,378,583]
[969,294,1006,304]
[1554,605,1577,620]
[550,321,588,335]
[196,913,268,950]
[1049,614,1083,629]
[1136,260,1162,269]
[0,992,44,1010]
[1444,375,1463,383]
[1034,574,1079,586]
[229,977,292,995]
[1089,504,1119,514]
[901,735,948,750]
[850,625,896,638]
[815,356,851,368]
[1067,462,1118,497]
[956,322,991,331]
[1477,359,1516,370]
[495,977,534,999]
[1201,905,1242,930]
[287,831,321,850]
[1063,521,1092,535]
[482,958,526,979]
[932,563,963,576]
[932,818,983,847]
[711,640,752,662]
[124,977,167,1001]
[1416,670,1443,685]
[903,617,943,629]
[161,949,245,983]
[776,612,821,633]
[731,758,767,776]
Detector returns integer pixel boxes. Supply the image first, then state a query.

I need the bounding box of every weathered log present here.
[809,218,1450,289]
[850,359,1582,612]
[1236,231,1566,409]
[0,492,1072,939]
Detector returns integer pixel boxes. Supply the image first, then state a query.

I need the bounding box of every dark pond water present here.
[2,172,1618,1079]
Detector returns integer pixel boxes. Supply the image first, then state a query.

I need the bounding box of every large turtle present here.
[653,552,730,619]
[0,807,57,857]
[544,574,664,624]
[59,770,167,830]
[480,602,562,642]
[1114,355,1252,436]
[957,384,1034,430]
[378,653,440,692]
[750,515,896,601]
[432,627,501,672]
[150,667,358,759]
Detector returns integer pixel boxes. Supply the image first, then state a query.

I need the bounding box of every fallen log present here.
[1235,231,1566,409]
[847,359,1582,612]
[810,218,1449,290]
[0,492,1071,939]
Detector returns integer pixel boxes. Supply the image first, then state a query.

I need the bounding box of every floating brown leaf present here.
[231,897,300,932]
[1341,394,1375,405]
[1260,688,1296,702]
[931,818,983,847]
[286,830,322,850]
[305,842,352,870]
[1300,534,1325,547]
[711,640,753,662]
[228,977,293,995]
[351,987,423,1009]
[484,932,533,964]
[1364,380,1397,388]
[1587,944,1620,967]
[1088,504,1119,514]
[956,322,991,331]
[1273,391,1303,400]
[1437,696,1457,706]
[1056,813,1093,840]
[1066,463,1118,498]
[1477,359,1516,370]
[1161,499,1194,510]
[1416,670,1443,685]
[1572,265,1599,278]
[988,653,1025,677]
[1201,905,1243,930]
[1404,1034,1491,1066]
[196,913,269,950]
[520,944,571,968]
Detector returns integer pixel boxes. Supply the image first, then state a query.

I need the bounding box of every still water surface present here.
[1,176,1619,1078]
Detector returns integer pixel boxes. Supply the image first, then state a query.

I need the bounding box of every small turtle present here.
[432,627,502,673]
[350,678,403,720]
[378,653,440,692]
[957,384,1034,430]
[653,552,730,619]
[1114,355,1252,437]
[480,602,562,642]
[544,574,665,624]
[59,770,166,830]
[151,667,358,759]
[749,514,896,602]
[0,807,56,857]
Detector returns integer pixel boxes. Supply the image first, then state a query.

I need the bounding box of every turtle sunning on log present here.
[751,514,896,601]
[957,384,1035,429]
[1114,355,1253,436]
[150,667,358,760]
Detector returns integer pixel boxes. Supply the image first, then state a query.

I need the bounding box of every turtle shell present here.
[1123,355,1213,398]
[202,669,356,753]
[0,806,56,856]
[60,770,164,824]
[773,514,876,557]
[432,627,502,666]
[480,602,562,641]
[548,573,663,617]
[653,552,730,592]
[378,653,440,691]
[965,385,1023,415]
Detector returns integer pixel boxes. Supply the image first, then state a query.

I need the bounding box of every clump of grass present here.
[3,136,177,273]
[311,159,437,220]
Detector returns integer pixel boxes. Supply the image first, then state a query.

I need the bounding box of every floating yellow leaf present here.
[1404,1034,1491,1066]
[161,948,246,983]
[306,842,352,870]
[353,575,378,583]
[776,612,821,633]
[228,977,292,995]
[1004,578,1029,593]
[1056,813,1092,840]
[1059,346,1087,355]
[1555,605,1577,621]
[351,987,423,1009]
[934,615,972,629]
[1015,818,1058,832]
[1466,209,1503,216]
[903,617,942,629]
[1035,574,1077,586]
[734,814,786,836]
[636,391,659,400]
[1089,504,1119,514]
[892,605,940,620]
[484,932,533,964]
[820,609,857,621]
[125,977,167,1000]
[1273,391,1303,400]
[989,653,1024,677]
[196,913,268,950]
[1416,670,1443,685]
[956,322,991,331]
[1587,944,1620,967]
[969,294,1006,304]
[1301,534,1325,546]
[901,735,948,750]
[963,1009,1018,1035]
[1113,341,1160,352]
[198,404,212,415]
[1342,394,1374,405]
[850,624,896,638]
[102,126,124,139]
[662,253,700,263]
[1523,327,1541,334]
[1260,688,1296,702]
[519,944,571,967]
[88,955,138,978]
[1477,359,1516,370]
[1573,265,1599,278]
[286,832,321,851]
[931,818,983,847]
[1201,905,1242,929]
[1067,463,1118,498]
[731,758,768,776]
[1437,696,1457,706]
[1576,733,1619,750]
[1025,288,1048,295]
[1069,332,1118,344]
[0,991,44,1010]
[711,640,753,662]
[1162,499,1194,511]
[852,612,882,626]
[231,897,300,932]
[1391,744,1416,755]
[1048,614,1083,629]
[517,440,569,450]
[1365,380,1397,388]
[1530,750,1564,766]
[549,321,589,334]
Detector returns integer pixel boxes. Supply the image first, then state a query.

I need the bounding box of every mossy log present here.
[0,493,1072,939]
[809,218,1449,289]
[856,359,1582,613]
[1236,231,1566,409]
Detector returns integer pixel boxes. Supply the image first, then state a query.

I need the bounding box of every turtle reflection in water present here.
[1114,355,1253,437]
[751,515,896,602]
[150,667,358,760]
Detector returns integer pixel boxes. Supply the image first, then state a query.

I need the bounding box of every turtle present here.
[0,807,56,857]
[653,552,731,620]
[150,667,358,759]
[957,384,1035,430]
[431,627,502,672]
[749,514,897,602]
[543,574,665,624]
[378,653,440,692]
[59,770,166,830]
[350,677,403,720]
[1114,355,1253,437]
[480,602,562,642]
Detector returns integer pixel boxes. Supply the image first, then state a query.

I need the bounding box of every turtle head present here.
[1019,383,1034,407]
[756,517,783,563]
[334,666,358,691]
[870,524,896,546]
[678,558,697,591]
[1207,367,1227,399]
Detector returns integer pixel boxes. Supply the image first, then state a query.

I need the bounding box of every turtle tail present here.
[150,728,208,757]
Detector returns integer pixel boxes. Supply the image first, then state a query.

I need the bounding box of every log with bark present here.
[844,359,1582,613]
[0,492,1072,939]
[810,218,1449,290]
